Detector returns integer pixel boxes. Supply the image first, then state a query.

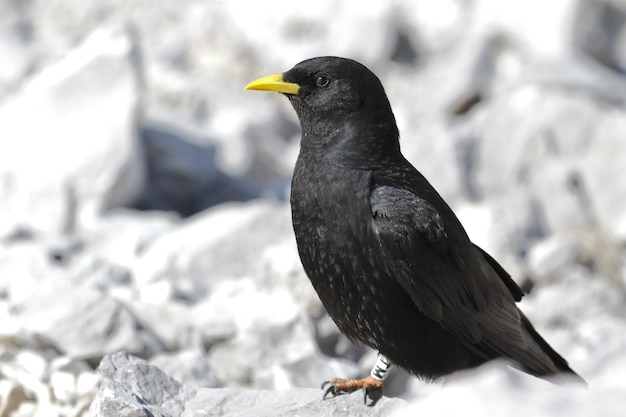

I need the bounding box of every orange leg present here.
[322,375,383,404]
[321,354,393,405]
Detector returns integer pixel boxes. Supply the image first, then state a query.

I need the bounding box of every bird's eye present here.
[315,75,330,88]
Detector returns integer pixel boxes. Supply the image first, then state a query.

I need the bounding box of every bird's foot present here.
[321,375,383,406]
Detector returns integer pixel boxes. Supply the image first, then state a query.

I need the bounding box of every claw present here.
[320,376,383,406]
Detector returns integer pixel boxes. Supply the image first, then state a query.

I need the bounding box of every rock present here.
[88,351,193,417]
[574,0,626,73]
[0,379,28,417]
[466,0,584,58]
[49,356,99,404]
[149,349,221,388]
[80,208,179,271]
[19,285,166,360]
[205,278,320,388]
[130,300,195,351]
[257,354,359,390]
[0,349,52,411]
[139,121,277,216]
[0,25,145,237]
[527,235,586,283]
[134,200,293,289]
[184,289,239,349]
[0,1,32,96]
[88,352,407,417]
[397,0,469,53]
[460,86,626,273]
[394,36,495,120]
[181,387,405,417]
[224,0,397,70]
[396,360,626,417]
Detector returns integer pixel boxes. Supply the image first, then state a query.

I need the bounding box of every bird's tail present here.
[518,310,587,386]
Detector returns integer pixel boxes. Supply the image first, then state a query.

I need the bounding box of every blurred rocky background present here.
[0,0,625,416]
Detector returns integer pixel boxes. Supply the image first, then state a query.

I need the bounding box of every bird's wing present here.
[369,184,545,364]
[472,243,524,302]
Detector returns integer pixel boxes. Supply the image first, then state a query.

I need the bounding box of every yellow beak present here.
[244,73,300,95]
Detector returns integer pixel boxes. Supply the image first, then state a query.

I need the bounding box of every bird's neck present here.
[299,115,401,170]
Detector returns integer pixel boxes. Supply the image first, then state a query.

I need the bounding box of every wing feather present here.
[370,185,530,359]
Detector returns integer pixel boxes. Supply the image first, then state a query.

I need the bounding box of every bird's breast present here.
[290,159,396,343]
[290,160,372,267]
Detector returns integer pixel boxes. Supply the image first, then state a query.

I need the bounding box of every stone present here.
[19,285,166,360]
[134,200,293,288]
[139,121,272,216]
[0,25,145,237]
[181,387,406,417]
[88,351,194,417]
[574,0,626,73]
[88,352,407,417]
[48,356,98,405]
[0,379,28,417]
[0,1,32,96]
[461,86,626,270]
[466,0,584,58]
[527,234,587,284]
[396,361,626,417]
[205,279,320,388]
[185,292,238,349]
[256,354,360,391]
[80,208,179,271]
[149,349,220,388]
[0,349,52,411]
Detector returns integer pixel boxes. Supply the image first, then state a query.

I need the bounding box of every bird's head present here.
[245,57,400,163]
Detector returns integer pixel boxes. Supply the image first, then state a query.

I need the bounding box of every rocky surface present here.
[88,352,406,417]
[1,0,626,416]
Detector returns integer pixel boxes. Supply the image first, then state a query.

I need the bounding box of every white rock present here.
[0,379,28,417]
[0,2,32,94]
[81,208,179,271]
[149,349,220,388]
[257,354,359,391]
[0,241,53,307]
[131,300,193,351]
[0,25,145,236]
[19,286,165,359]
[49,371,76,404]
[224,0,395,69]
[138,280,174,304]
[135,200,293,288]
[48,356,96,405]
[527,235,584,283]
[0,352,51,409]
[76,372,100,398]
[394,361,626,417]
[14,350,47,380]
[573,0,626,73]
[465,86,626,266]
[89,352,406,417]
[206,279,319,388]
[399,0,469,52]
[467,0,583,58]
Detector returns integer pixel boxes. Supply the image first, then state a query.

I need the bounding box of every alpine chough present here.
[245,56,585,403]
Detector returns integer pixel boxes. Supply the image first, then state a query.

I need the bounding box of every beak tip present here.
[243,81,258,91]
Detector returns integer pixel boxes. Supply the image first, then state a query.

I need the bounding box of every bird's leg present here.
[322,354,393,406]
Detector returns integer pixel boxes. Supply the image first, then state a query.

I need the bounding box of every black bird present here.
[245,57,585,402]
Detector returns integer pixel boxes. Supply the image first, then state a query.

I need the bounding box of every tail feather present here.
[519,310,587,385]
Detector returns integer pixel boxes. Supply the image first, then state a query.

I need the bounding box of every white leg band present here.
[369,354,393,381]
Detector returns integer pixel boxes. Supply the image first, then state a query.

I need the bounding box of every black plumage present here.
[245,56,584,396]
